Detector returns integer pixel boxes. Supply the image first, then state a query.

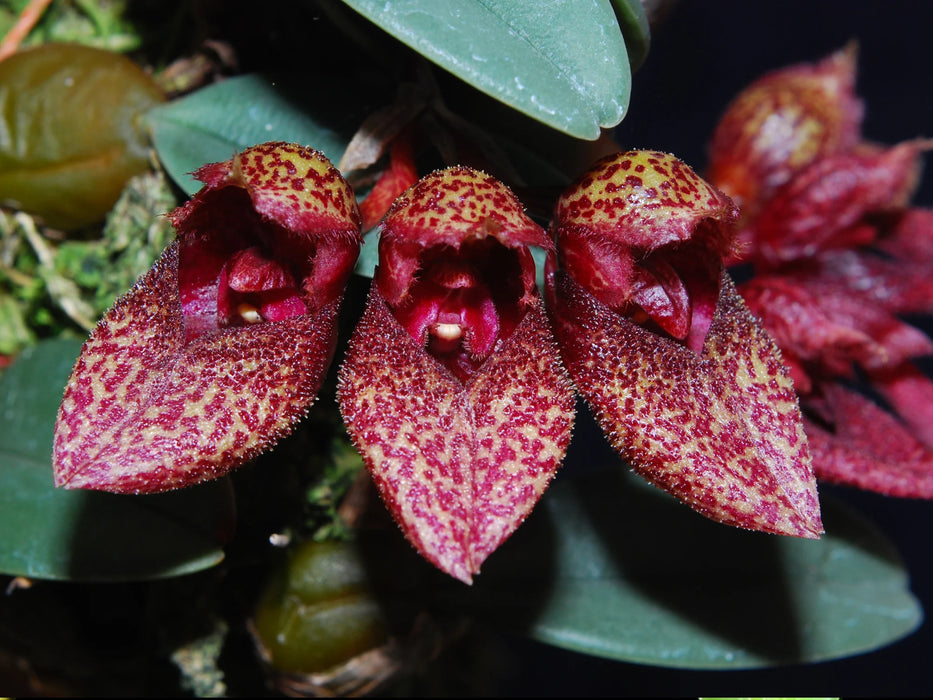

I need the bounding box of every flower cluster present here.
[53,48,933,581]
[708,46,933,498]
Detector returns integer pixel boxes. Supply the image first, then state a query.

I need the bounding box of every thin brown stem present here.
[0,0,54,62]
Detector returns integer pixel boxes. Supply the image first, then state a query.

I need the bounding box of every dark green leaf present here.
[610,0,651,71]
[466,462,922,668]
[146,75,353,194]
[0,339,234,581]
[340,0,631,139]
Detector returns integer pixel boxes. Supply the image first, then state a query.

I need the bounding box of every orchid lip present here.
[385,238,518,381]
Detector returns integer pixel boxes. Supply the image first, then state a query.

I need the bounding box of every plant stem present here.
[0,0,54,61]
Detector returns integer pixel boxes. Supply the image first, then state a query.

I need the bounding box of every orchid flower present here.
[546,150,823,538]
[53,142,362,493]
[707,46,933,498]
[338,166,575,583]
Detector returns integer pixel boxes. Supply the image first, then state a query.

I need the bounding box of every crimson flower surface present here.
[707,45,863,228]
[53,142,361,493]
[709,48,933,498]
[338,166,575,583]
[547,150,823,537]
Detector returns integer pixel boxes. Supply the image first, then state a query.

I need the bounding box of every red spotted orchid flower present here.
[338,166,576,583]
[546,150,823,538]
[707,44,864,229]
[53,142,362,493]
[708,47,933,498]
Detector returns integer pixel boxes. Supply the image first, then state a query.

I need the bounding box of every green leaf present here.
[340,0,631,139]
[0,44,165,229]
[353,231,380,279]
[466,463,922,668]
[610,0,651,71]
[0,338,234,581]
[146,74,353,194]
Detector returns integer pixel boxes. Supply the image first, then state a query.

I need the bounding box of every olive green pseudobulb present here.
[0,43,164,230]
[252,539,390,674]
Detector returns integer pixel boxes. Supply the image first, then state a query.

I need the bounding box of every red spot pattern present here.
[232,142,360,234]
[338,167,574,583]
[551,151,737,351]
[53,243,341,493]
[381,166,551,251]
[555,150,736,254]
[549,269,822,537]
[338,292,574,583]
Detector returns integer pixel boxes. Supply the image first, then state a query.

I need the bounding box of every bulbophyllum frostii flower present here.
[338,166,576,584]
[546,150,823,538]
[708,46,933,498]
[707,44,864,229]
[53,142,362,493]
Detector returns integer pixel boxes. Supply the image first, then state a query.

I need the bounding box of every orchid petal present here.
[555,151,737,254]
[339,292,573,583]
[740,275,873,379]
[550,269,822,537]
[868,363,933,453]
[810,289,933,369]
[879,207,933,261]
[357,131,419,232]
[742,272,933,378]
[786,248,933,316]
[749,141,927,264]
[804,383,933,498]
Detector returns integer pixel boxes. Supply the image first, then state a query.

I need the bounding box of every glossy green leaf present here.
[0,338,234,581]
[467,461,922,668]
[0,43,165,230]
[339,0,631,139]
[146,74,353,194]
